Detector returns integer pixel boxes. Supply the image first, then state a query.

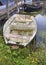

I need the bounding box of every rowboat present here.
[19,0,43,12]
[3,14,37,46]
[23,4,42,12]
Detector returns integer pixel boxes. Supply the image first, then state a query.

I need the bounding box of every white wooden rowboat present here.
[3,14,37,46]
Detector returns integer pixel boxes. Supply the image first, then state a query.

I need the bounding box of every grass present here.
[0,29,46,65]
[19,10,42,16]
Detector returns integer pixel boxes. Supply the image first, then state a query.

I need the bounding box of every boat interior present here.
[4,15,35,45]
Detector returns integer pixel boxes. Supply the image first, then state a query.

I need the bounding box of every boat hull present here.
[3,14,37,46]
[23,4,42,12]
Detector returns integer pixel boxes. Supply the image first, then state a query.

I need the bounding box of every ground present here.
[0,11,46,65]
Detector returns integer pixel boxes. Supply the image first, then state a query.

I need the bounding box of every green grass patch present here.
[19,10,41,16]
[0,32,46,65]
